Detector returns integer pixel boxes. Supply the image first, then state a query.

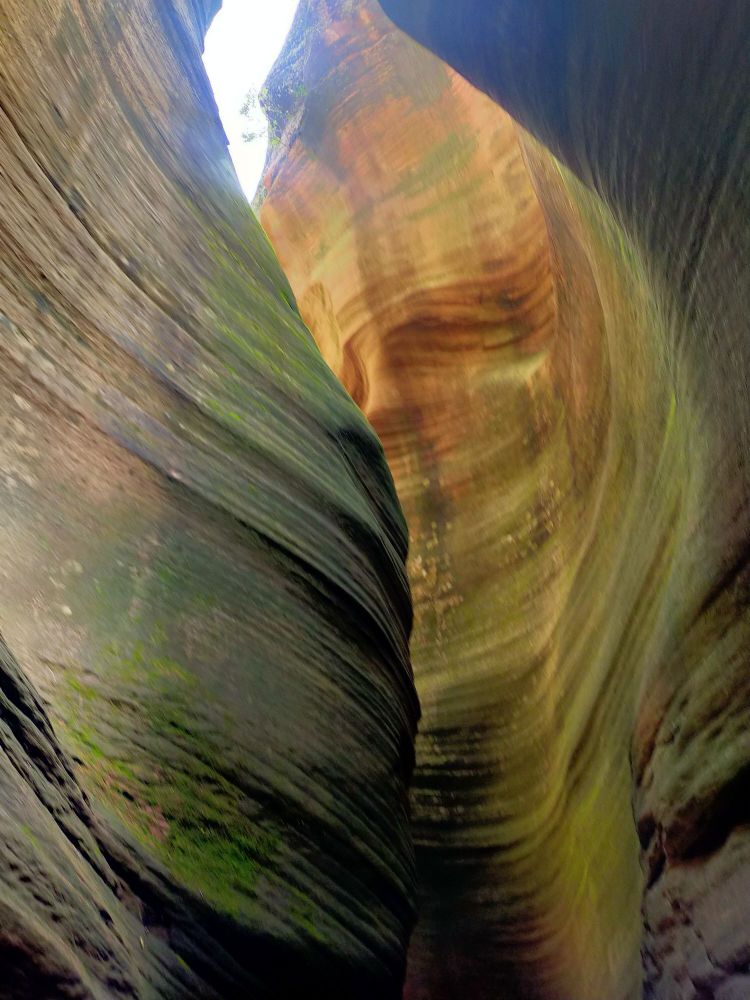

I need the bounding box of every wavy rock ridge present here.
[0,0,418,996]
[260,1,750,997]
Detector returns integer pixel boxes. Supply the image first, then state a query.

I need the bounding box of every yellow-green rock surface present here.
[261,1,750,997]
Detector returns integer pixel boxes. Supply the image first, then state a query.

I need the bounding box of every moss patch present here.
[57,643,282,917]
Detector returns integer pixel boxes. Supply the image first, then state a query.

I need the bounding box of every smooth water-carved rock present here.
[261,1,750,997]
[0,0,418,995]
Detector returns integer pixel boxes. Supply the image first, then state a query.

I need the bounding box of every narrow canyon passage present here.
[0,0,748,998]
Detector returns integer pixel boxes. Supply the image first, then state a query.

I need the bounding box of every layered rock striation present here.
[260,1,750,997]
[0,0,418,996]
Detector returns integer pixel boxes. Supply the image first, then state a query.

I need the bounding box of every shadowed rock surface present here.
[0,0,418,996]
[260,1,750,997]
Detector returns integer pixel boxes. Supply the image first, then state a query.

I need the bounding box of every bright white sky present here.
[203,0,300,200]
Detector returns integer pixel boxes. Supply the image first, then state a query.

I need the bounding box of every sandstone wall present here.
[0,1,418,995]
[261,1,750,996]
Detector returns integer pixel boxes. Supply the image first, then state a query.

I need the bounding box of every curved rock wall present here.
[260,1,750,997]
[0,0,418,996]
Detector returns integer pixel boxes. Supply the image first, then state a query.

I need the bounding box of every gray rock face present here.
[0,0,418,996]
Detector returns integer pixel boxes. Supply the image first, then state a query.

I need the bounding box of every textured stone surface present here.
[0,0,418,995]
[261,1,750,997]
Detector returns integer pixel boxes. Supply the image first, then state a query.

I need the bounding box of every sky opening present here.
[203,0,300,200]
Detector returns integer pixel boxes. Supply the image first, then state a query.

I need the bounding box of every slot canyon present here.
[0,1,748,998]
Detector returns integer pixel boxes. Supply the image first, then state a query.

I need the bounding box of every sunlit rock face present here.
[260,1,750,997]
[0,0,418,995]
